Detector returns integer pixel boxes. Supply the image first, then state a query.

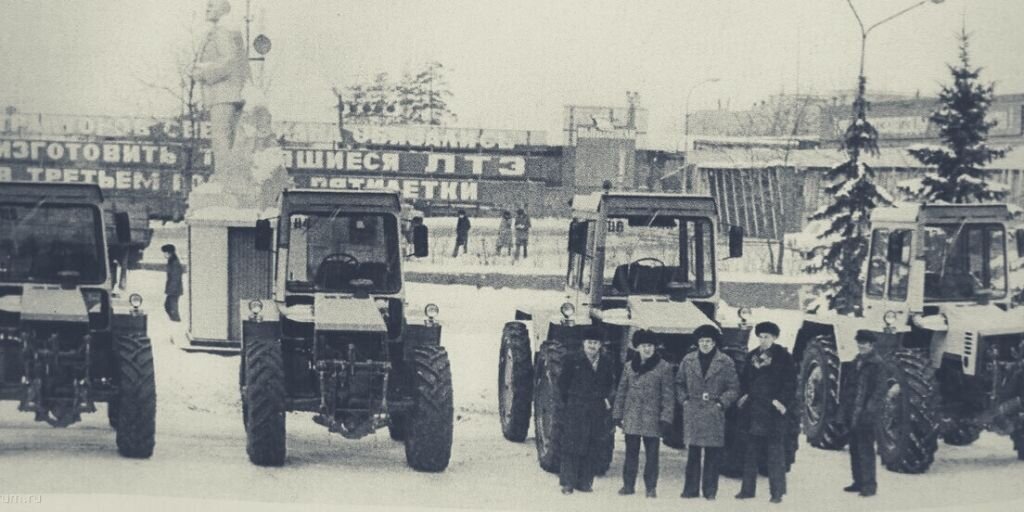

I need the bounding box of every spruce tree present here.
[806,76,893,314]
[907,28,1009,203]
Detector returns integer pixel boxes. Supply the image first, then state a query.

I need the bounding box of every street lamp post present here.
[847,0,944,121]
[683,78,720,152]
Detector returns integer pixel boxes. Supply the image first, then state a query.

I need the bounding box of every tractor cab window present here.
[923,223,1007,301]
[285,212,400,293]
[866,228,889,297]
[0,203,105,284]
[602,215,714,298]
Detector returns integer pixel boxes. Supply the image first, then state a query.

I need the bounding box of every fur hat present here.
[160,244,176,254]
[692,324,721,343]
[855,330,877,344]
[754,321,780,337]
[580,325,604,342]
[631,329,657,347]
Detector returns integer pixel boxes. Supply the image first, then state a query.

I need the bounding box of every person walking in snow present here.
[162,243,183,322]
[676,324,740,500]
[452,209,471,257]
[514,208,531,260]
[496,210,513,256]
[613,329,675,498]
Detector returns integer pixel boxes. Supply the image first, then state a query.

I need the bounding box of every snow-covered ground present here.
[2,270,1023,512]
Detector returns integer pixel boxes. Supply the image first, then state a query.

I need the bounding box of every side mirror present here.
[728,225,744,258]
[113,212,131,244]
[1016,228,1024,259]
[413,224,429,257]
[255,219,273,251]
[887,231,905,263]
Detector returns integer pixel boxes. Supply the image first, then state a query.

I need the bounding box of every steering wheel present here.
[315,252,361,289]
[628,257,665,293]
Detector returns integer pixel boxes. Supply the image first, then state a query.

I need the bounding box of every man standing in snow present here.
[514,208,531,260]
[841,330,886,497]
[162,244,183,323]
[452,209,471,257]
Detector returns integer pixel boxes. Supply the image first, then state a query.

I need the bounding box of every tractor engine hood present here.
[940,304,1024,336]
[314,295,387,333]
[15,285,89,323]
[626,296,715,334]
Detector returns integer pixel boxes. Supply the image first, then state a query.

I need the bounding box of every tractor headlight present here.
[129,293,143,309]
[560,302,576,319]
[424,303,439,320]
[248,299,264,316]
[737,307,752,322]
[883,310,899,327]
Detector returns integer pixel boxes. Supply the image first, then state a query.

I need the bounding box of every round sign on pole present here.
[253,34,272,56]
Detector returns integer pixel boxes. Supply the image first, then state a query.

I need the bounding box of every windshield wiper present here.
[938,217,968,280]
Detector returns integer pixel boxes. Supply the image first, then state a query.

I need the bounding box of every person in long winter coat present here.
[676,324,740,500]
[736,321,796,504]
[612,330,675,498]
[558,331,616,495]
[840,330,887,497]
[162,244,183,322]
[514,208,531,260]
[496,211,513,256]
[452,209,471,257]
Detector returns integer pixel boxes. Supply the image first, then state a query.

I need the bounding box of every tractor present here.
[794,202,1024,474]
[240,188,452,471]
[0,182,155,457]
[496,191,797,475]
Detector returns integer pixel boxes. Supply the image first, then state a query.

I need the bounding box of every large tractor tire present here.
[388,413,407,441]
[799,336,848,450]
[244,336,287,466]
[877,349,939,474]
[107,398,120,429]
[404,345,454,472]
[498,322,533,442]
[533,341,567,473]
[239,358,248,430]
[113,334,156,458]
[941,419,981,446]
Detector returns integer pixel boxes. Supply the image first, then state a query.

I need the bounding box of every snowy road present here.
[2,272,1023,511]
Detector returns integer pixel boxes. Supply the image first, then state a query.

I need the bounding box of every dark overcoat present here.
[839,350,887,428]
[738,343,796,440]
[165,256,184,296]
[612,353,675,438]
[676,350,741,447]
[558,350,616,456]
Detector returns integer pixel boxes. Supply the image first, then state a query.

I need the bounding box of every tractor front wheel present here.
[404,345,454,472]
[113,334,156,458]
[799,336,848,450]
[1012,428,1024,460]
[877,349,939,474]
[498,322,533,442]
[941,419,981,446]
[533,341,567,473]
[244,336,287,466]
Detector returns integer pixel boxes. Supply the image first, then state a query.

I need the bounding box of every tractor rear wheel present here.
[1012,428,1024,460]
[244,336,286,466]
[107,398,120,429]
[534,341,567,473]
[498,322,533,442]
[877,349,939,474]
[799,336,848,450]
[404,345,454,472]
[941,419,981,446]
[114,334,156,458]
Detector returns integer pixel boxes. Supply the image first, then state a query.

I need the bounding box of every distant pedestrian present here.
[162,244,183,322]
[496,210,513,256]
[558,327,616,495]
[736,321,795,504]
[676,325,740,500]
[613,329,675,498]
[841,330,886,497]
[514,208,531,259]
[452,209,471,257]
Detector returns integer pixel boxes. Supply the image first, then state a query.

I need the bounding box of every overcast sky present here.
[2,0,1022,145]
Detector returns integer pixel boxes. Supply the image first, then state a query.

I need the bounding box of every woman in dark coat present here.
[612,330,674,498]
[676,325,740,500]
[736,321,796,504]
[558,329,616,495]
